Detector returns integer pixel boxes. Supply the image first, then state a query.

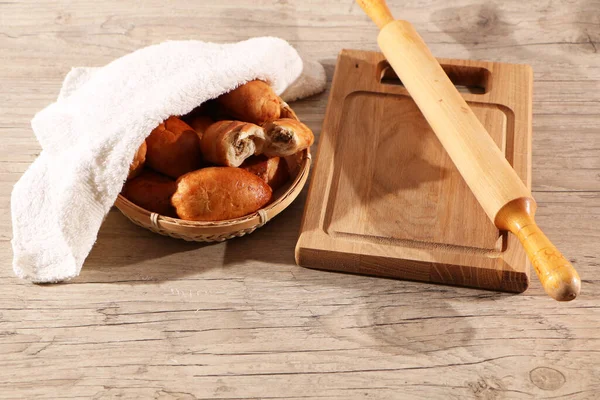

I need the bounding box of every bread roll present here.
[241,155,289,191]
[262,118,314,157]
[187,115,214,141]
[172,167,272,221]
[284,151,305,178]
[200,120,265,167]
[145,116,202,178]
[127,141,147,180]
[121,170,177,217]
[217,80,280,124]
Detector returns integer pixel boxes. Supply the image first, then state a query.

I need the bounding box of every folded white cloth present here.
[11,37,326,283]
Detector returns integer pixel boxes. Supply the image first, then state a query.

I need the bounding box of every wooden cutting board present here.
[296,49,533,292]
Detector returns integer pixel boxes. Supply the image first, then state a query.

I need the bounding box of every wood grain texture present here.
[1,0,600,399]
[296,50,531,293]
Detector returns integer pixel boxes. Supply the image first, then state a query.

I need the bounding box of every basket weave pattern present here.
[120,212,262,242]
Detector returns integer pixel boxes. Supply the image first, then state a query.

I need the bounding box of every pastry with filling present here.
[121,170,177,217]
[262,118,314,157]
[217,80,280,125]
[171,167,272,221]
[241,155,289,191]
[145,116,203,178]
[200,120,265,167]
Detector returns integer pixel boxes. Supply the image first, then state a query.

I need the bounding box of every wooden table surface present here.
[1,1,599,398]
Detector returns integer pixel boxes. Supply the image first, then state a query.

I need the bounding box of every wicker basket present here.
[114,106,311,242]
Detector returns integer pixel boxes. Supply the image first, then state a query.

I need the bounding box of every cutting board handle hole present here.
[379,61,491,94]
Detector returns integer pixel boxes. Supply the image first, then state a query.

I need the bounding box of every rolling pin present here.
[357,0,581,301]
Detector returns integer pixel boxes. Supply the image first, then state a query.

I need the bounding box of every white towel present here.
[11,37,326,283]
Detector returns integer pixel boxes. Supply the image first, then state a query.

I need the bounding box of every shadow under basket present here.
[115,149,311,242]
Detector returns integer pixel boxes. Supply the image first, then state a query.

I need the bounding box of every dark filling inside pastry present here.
[272,126,293,143]
[233,132,247,156]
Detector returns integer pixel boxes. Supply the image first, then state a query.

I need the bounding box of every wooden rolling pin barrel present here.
[356,0,581,301]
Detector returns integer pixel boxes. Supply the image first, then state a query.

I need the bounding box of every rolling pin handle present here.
[495,198,581,301]
[356,0,395,29]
